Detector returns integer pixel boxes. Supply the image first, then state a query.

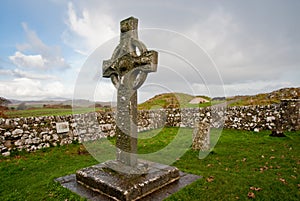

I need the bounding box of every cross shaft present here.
[102,16,158,167]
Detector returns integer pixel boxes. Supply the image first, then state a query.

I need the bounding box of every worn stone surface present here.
[56,172,202,201]
[102,16,158,167]
[76,160,180,201]
[192,121,210,151]
[56,171,200,201]
[0,100,299,156]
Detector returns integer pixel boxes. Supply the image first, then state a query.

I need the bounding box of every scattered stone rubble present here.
[0,99,298,156]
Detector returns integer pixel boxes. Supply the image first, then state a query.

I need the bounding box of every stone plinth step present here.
[75,160,180,201]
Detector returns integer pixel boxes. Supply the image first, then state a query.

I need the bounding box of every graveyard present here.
[0,9,299,201]
[0,86,299,200]
[0,128,299,200]
[0,0,300,197]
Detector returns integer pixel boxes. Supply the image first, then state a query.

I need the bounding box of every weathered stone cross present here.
[103,17,158,167]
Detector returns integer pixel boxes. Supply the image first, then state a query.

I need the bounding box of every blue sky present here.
[0,0,299,101]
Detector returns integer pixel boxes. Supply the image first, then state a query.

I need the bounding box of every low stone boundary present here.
[0,99,298,156]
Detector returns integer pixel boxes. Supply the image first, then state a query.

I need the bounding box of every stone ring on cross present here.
[102,16,158,167]
[103,16,158,90]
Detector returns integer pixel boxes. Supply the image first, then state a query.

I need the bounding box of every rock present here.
[14,140,24,146]
[2,151,10,157]
[266,116,275,122]
[5,119,10,125]
[0,128,5,134]
[22,124,29,130]
[25,139,32,145]
[270,130,286,137]
[52,134,59,141]
[4,132,11,137]
[44,135,51,141]
[71,123,77,128]
[30,145,37,151]
[40,131,48,135]
[12,129,23,137]
[37,144,43,150]
[44,143,50,148]
[4,140,12,148]
[254,128,260,132]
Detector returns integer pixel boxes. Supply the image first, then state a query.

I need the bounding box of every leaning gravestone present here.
[192,121,210,151]
[56,16,201,201]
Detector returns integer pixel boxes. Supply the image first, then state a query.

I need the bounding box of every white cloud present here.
[0,67,58,80]
[9,51,45,69]
[187,8,239,52]
[62,2,117,55]
[185,7,300,86]
[12,69,57,80]
[0,78,71,100]
[94,81,116,102]
[9,23,69,70]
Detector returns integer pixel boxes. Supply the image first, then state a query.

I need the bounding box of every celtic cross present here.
[102,17,158,167]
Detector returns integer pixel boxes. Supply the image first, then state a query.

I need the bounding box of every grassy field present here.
[3,107,103,118]
[0,128,299,200]
[2,101,224,119]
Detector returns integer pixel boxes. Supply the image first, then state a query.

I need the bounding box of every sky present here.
[0,0,299,103]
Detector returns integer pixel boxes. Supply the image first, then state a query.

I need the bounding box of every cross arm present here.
[102,50,158,78]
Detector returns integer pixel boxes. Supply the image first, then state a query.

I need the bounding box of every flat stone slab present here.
[76,160,180,201]
[56,163,201,201]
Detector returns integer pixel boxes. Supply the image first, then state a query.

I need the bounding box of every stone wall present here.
[0,99,298,156]
[0,113,115,156]
[224,99,299,131]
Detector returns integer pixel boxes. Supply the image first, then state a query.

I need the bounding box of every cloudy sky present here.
[0,0,299,102]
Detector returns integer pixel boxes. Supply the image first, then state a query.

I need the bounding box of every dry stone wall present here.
[0,99,298,156]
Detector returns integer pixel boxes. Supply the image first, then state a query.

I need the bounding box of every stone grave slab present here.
[56,170,201,201]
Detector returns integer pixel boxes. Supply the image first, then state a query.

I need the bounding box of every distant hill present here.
[4,87,299,110]
[7,99,114,108]
[138,87,299,109]
[227,87,299,106]
[138,92,210,110]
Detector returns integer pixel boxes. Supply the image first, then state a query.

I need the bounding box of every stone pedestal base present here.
[76,160,180,201]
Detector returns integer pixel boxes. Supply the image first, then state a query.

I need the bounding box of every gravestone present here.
[74,17,197,201]
[192,121,210,151]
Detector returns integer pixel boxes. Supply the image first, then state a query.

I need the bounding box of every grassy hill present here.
[138,87,299,110]
[227,87,299,106]
[138,93,211,110]
[1,87,299,118]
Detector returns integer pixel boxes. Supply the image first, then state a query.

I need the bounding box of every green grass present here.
[0,144,96,200]
[0,129,299,200]
[169,129,300,201]
[4,107,101,118]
